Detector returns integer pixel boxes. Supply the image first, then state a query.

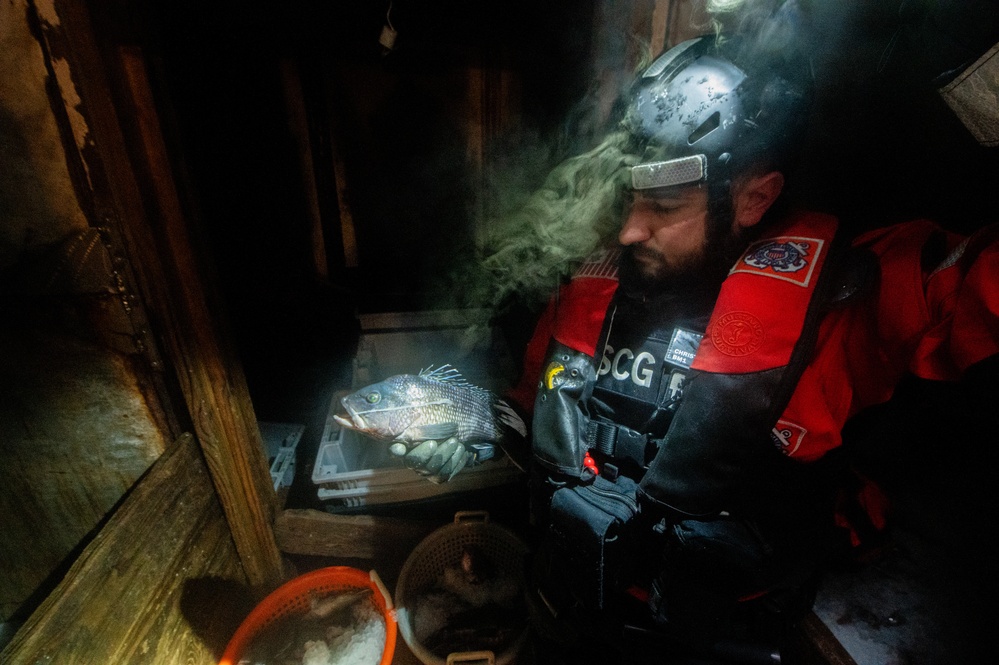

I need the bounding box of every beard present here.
[618,212,750,301]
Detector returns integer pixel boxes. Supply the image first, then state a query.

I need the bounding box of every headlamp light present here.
[630,155,707,190]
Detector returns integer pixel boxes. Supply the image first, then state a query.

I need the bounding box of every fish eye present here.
[366,391,381,404]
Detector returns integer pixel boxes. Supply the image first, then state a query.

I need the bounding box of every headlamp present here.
[631,155,707,191]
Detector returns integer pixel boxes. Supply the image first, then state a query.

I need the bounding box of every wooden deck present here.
[0,434,249,665]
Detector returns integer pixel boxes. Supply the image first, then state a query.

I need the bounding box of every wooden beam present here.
[49,0,284,587]
[116,44,285,588]
[275,508,437,560]
[666,0,711,47]
[0,434,250,664]
[280,58,329,279]
[651,0,672,56]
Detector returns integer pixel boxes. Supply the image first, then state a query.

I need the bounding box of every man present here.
[397,30,999,662]
[498,33,999,662]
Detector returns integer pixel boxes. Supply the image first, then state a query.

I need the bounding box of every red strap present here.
[693,211,839,373]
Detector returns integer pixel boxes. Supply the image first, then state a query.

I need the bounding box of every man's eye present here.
[651,202,678,214]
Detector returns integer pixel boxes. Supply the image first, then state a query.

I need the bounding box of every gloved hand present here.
[388,436,472,483]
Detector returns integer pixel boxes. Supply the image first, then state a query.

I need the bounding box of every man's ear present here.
[732,171,785,229]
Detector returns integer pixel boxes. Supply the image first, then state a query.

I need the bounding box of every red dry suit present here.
[512,211,999,530]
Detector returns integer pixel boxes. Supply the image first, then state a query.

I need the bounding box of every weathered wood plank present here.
[115,40,283,588]
[275,508,438,560]
[46,0,284,587]
[0,433,253,665]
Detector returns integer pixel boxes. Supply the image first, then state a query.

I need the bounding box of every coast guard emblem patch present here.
[731,236,824,287]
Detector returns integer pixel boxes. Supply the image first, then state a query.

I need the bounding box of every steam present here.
[708,0,815,69]
[433,130,634,317]
[430,0,823,323]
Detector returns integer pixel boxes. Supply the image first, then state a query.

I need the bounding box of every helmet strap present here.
[705,179,735,243]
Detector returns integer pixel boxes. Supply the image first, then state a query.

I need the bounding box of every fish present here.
[459,544,496,586]
[333,365,527,459]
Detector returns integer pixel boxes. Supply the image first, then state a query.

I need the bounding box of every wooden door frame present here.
[40,0,283,588]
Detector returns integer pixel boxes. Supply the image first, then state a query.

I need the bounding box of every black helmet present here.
[625,35,811,191]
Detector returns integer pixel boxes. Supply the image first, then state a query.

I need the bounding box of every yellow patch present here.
[544,362,565,389]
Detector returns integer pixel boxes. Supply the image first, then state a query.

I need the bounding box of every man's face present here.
[618,185,725,288]
[617,170,784,293]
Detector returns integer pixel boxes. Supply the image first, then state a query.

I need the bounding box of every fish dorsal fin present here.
[419,364,467,384]
[419,364,491,396]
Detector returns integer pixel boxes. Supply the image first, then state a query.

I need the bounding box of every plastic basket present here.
[395,512,530,665]
[219,566,397,665]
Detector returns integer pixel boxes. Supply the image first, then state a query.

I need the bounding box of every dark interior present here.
[132,1,999,471]
[129,1,601,424]
[73,1,999,661]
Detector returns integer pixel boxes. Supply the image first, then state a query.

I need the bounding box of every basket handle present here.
[368,569,394,610]
[446,650,495,665]
[453,510,489,524]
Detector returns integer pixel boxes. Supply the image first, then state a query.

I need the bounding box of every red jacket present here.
[512,213,999,524]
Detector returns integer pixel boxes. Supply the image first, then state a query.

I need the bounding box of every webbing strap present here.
[587,420,653,466]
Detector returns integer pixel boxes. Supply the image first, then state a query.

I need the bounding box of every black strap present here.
[587,420,655,466]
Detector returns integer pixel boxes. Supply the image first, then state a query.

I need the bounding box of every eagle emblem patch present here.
[731,236,825,287]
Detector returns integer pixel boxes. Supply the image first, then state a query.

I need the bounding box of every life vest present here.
[531,210,859,526]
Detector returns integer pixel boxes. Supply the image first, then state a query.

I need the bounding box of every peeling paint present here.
[33,0,60,28]
[50,55,92,170]
[0,0,87,269]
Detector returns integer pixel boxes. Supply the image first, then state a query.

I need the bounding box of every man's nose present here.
[619,211,652,246]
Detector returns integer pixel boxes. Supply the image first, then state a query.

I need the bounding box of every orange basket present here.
[219,566,397,665]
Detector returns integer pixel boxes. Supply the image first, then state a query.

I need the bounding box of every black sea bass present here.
[333,365,526,449]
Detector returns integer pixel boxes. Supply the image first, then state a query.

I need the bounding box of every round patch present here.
[710,311,765,357]
[744,240,809,273]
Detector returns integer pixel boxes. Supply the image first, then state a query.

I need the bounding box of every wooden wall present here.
[2,0,288,639]
[0,0,169,628]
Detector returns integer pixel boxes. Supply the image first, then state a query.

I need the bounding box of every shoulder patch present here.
[731,236,825,287]
[771,419,807,456]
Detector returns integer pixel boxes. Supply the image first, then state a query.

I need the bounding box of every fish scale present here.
[334,365,524,446]
[407,378,497,441]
